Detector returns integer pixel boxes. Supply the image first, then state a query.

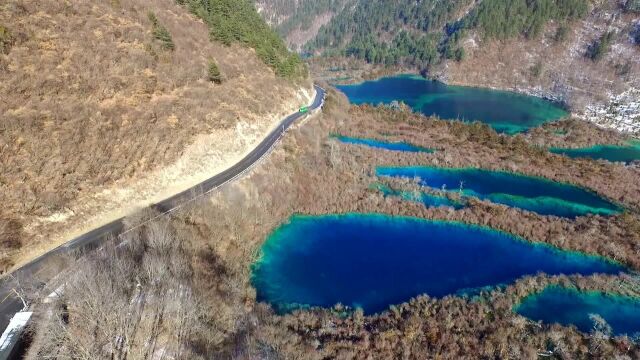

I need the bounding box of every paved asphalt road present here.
[0,85,325,333]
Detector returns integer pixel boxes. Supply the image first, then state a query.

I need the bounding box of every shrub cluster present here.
[207,59,222,84]
[148,12,175,51]
[0,25,13,54]
[587,31,615,61]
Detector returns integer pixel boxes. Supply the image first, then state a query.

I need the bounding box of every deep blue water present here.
[376,166,621,218]
[371,182,464,209]
[550,141,640,164]
[251,214,623,314]
[335,135,434,153]
[515,286,640,336]
[335,75,568,134]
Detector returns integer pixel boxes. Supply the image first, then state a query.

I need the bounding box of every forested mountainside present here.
[255,0,351,51]
[258,0,592,67]
[257,0,640,133]
[0,0,310,272]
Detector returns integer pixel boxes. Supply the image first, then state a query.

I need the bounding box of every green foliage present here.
[208,59,223,83]
[469,0,588,40]
[177,0,305,78]
[0,25,13,54]
[297,0,588,68]
[587,31,615,61]
[554,24,570,42]
[453,47,465,62]
[308,0,471,68]
[148,12,175,51]
[530,62,544,79]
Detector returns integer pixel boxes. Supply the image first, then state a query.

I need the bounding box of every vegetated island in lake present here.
[376,166,621,219]
[333,135,434,153]
[251,213,623,314]
[335,75,568,135]
[371,182,465,210]
[515,286,640,336]
[550,141,640,164]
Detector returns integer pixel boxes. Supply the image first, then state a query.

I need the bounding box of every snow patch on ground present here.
[0,312,32,353]
[578,88,640,136]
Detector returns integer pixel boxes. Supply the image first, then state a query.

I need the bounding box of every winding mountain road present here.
[0,85,325,334]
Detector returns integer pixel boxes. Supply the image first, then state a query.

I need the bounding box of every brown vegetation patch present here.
[0,0,309,270]
[528,118,633,148]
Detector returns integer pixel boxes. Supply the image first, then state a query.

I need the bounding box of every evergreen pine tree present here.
[208,60,223,84]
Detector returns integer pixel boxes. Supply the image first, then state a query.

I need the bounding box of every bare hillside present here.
[0,0,312,271]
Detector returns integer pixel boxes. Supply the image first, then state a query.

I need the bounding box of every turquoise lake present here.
[550,141,640,164]
[251,214,623,314]
[376,166,621,218]
[371,182,464,209]
[335,135,434,153]
[335,75,568,134]
[515,286,640,336]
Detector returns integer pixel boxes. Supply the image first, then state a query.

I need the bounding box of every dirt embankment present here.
[0,0,312,272]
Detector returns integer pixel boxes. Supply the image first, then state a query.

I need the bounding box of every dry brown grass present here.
[0,0,308,271]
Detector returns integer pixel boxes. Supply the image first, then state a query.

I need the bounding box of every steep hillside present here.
[258,0,640,134]
[0,0,312,271]
[439,1,640,134]
[254,0,350,51]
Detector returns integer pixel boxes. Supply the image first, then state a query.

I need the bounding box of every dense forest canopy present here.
[177,0,306,78]
[470,0,589,39]
[264,0,591,69]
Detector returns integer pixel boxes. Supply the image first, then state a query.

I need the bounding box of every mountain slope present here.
[438,1,640,133]
[255,0,351,51]
[0,0,312,271]
[258,0,640,133]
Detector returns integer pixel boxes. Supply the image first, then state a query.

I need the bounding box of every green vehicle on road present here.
[299,106,309,114]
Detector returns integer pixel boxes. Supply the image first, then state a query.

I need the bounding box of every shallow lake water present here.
[335,75,568,134]
[515,286,640,336]
[376,166,621,218]
[334,135,434,153]
[251,214,623,314]
[371,182,464,209]
[550,141,640,164]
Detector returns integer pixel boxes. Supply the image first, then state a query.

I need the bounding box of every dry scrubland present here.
[25,90,640,359]
[0,0,311,272]
[528,118,634,148]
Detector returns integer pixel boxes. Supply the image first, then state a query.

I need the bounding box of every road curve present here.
[0,85,326,333]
